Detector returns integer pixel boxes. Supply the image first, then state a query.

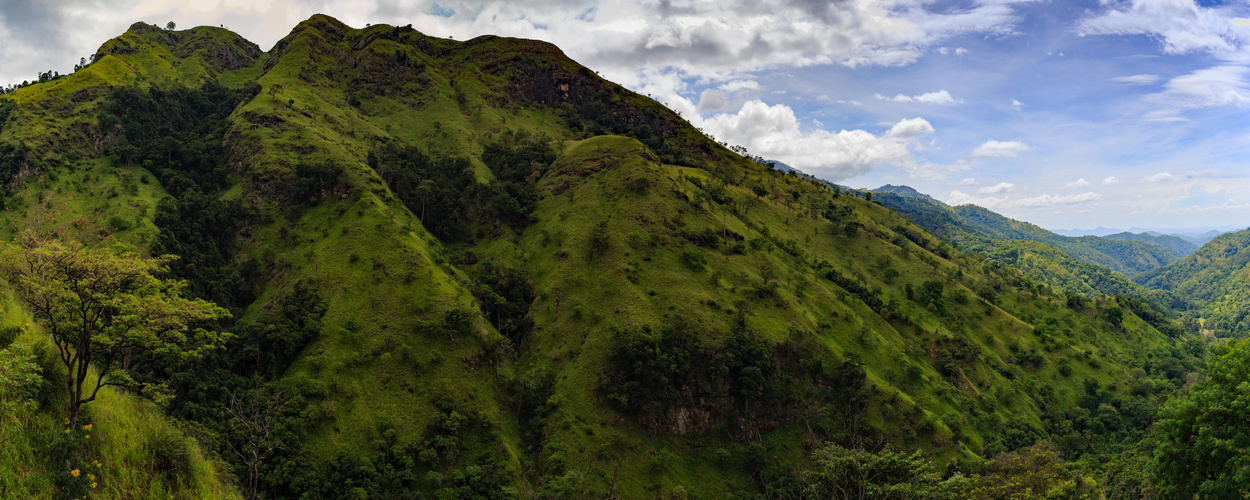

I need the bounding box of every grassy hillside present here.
[1135,229,1250,337]
[874,189,1183,295]
[0,15,1208,498]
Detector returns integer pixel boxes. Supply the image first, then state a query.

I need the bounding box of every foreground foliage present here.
[0,240,230,427]
[1153,339,1250,498]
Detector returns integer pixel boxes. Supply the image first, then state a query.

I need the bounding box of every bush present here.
[681,248,708,271]
[147,425,194,479]
[587,222,610,259]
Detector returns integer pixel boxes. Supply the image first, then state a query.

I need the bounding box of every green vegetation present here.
[1135,229,1250,337]
[0,13,1234,498]
[1105,231,1197,257]
[875,189,1186,284]
[1153,339,1250,497]
[1,240,230,427]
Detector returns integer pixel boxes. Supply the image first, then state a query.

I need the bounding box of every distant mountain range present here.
[873,186,1187,277]
[1052,226,1238,246]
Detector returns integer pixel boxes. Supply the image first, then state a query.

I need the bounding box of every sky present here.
[0,0,1248,231]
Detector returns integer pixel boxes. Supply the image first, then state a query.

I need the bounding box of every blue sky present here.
[1,0,1247,230]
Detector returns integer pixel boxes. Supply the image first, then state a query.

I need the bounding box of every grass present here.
[1,289,238,499]
[0,13,1200,497]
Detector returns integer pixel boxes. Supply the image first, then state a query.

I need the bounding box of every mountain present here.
[875,184,944,205]
[1135,229,1250,337]
[1052,226,1123,237]
[874,187,1186,279]
[0,17,1204,498]
[1172,229,1232,247]
[1104,231,1198,257]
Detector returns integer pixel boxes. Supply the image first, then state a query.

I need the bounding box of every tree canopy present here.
[1153,338,1250,498]
[0,240,230,426]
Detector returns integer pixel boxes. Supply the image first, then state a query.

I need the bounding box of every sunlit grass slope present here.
[0,12,1207,498]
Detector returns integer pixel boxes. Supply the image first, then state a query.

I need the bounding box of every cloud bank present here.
[700,100,932,180]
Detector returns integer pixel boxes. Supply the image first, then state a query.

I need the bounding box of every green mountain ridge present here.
[1135,229,1250,337]
[0,16,1211,498]
[872,187,1187,296]
[1104,231,1197,258]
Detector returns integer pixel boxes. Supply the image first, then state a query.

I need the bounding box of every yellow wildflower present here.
[71,469,80,477]
[91,482,97,489]
[83,424,92,430]
[64,418,69,425]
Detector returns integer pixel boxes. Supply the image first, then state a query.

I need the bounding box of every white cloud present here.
[971,140,1033,157]
[1146,172,1174,182]
[955,47,968,56]
[886,117,936,138]
[1079,0,1250,120]
[875,89,963,105]
[701,100,933,180]
[946,190,1101,209]
[937,47,949,55]
[1011,99,1023,110]
[1077,0,1250,56]
[696,88,731,113]
[1013,192,1101,207]
[719,80,761,92]
[0,0,1037,89]
[1155,65,1250,109]
[1113,74,1161,85]
[1103,176,1119,185]
[946,190,1009,208]
[1066,178,1090,188]
[978,182,1015,194]
[959,178,977,186]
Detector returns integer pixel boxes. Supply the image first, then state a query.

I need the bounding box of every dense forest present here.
[0,15,1246,499]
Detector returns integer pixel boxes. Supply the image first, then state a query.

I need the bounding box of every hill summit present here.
[0,15,1207,498]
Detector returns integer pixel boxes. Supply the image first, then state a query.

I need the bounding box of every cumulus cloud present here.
[0,0,1036,88]
[959,178,977,186]
[946,191,1008,208]
[971,140,1033,157]
[701,100,933,180]
[946,190,1101,209]
[1103,176,1119,185]
[696,88,731,113]
[874,90,963,105]
[886,117,935,138]
[1146,172,1174,182]
[1011,99,1023,110]
[978,182,1015,194]
[1013,192,1101,207]
[1066,178,1090,188]
[1113,74,1161,85]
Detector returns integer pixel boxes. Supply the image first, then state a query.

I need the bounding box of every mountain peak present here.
[875,184,944,205]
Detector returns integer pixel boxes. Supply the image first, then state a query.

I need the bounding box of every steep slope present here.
[0,16,1206,498]
[1135,229,1250,337]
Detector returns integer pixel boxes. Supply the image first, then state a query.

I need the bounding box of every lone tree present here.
[166,21,176,31]
[267,83,283,101]
[0,240,230,426]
